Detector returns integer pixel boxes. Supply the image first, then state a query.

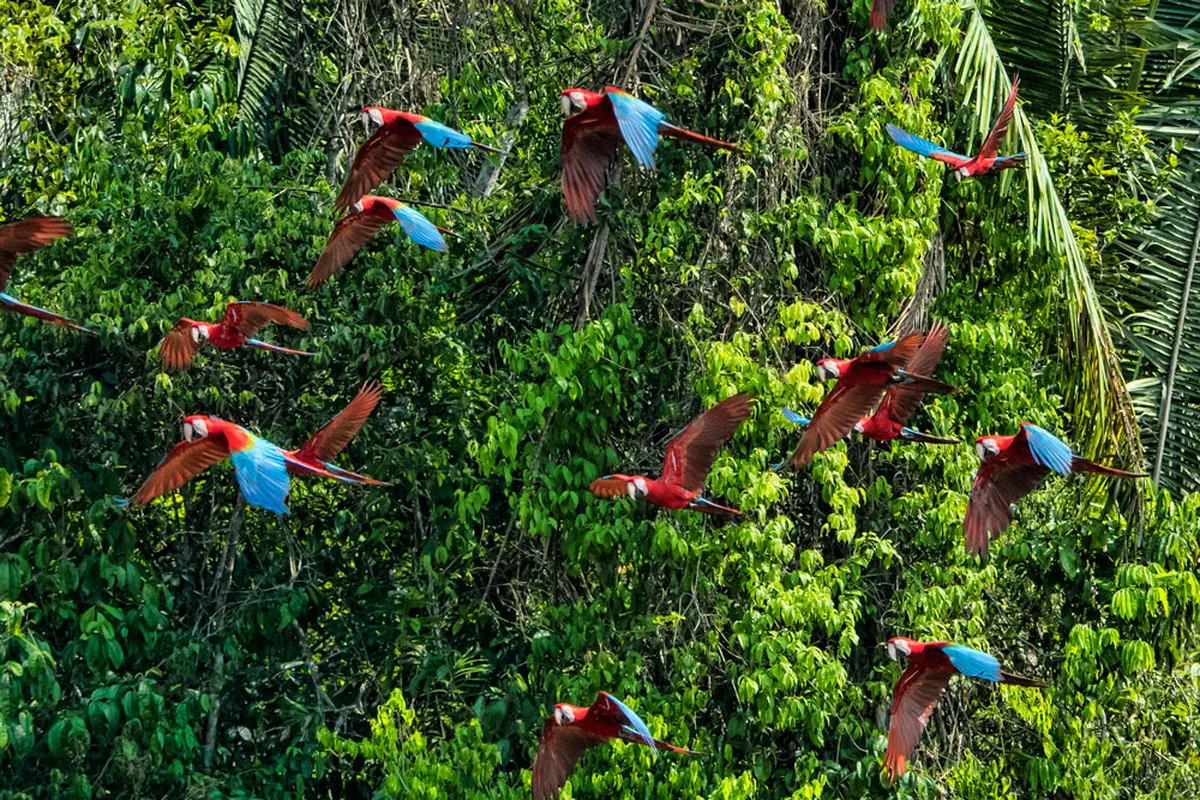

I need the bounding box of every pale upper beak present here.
[560,95,574,116]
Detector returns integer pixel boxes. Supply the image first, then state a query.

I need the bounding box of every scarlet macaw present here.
[786,334,961,468]
[159,301,312,370]
[871,0,894,29]
[855,322,959,444]
[308,195,447,289]
[965,422,1145,555]
[887,79,1026,180]
[336,107,503,210]
[282,382,391,486]
[531,692,702,800]
[589,394,752,516]
[0,216,90,332]
[780,408,957,450]
[559,86,741,224]
[884,636,1044,781]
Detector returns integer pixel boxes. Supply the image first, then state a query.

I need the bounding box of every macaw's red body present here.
[965,422,1145,555]
[854,323,959,445]
[887,79,1026,179]
[531,692,702,800]
[282,382,390,486]
[308,195,448,289]
[589,394,752,516]
[159,301,312,370]
[559,86,741,224]
[885,637,1044,781]
[336,107,502,210]
[787,333,961,468]
[870,0,895,29]
[0,216,90,332]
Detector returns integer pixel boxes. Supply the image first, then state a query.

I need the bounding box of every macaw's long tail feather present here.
[894,369,960,394]
[2,297,94,333]
[1070,457,1146,479]
[322,461,393,487]
[1000,671,1047,688]
[690,496,741,517]
[996,154,1027,169]
[900,428,960,445]
[471,141,505,155]
[653,739,707,756]
[659,123,743,154]
[246,338,315,357]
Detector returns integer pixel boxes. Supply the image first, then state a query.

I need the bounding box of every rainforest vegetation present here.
[1,0,1199,797]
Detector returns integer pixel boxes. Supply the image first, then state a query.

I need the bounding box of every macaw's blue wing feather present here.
[391,205,448,253]
[413,118,473,149]
[604,693,657,752]
[995,154,1027,165]
[942,644,1003,682]
[782,409,811,426]
[886,123,971,165]
[866,339,896,354]
[606,88,665,169]
[230,435,291,515]
[1022,423,1074,475]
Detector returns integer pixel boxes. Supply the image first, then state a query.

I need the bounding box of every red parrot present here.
[589,394,752,516]
[887,79,1026,179]
[308,195,448,289]
[531,691,702,800]
[283,382,390,486]
[787,334,961,468]
[853,323,959,445]
[0,216,90,332]
[336,107,502,211]
[885,637,1044,781]
[559,86,741,223]
[870,0,895,30]
[159,301,312,370]
[965,422,1145,555]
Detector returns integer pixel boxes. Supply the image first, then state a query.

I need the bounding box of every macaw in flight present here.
[159,301,312,370]
[0,216,90,332]
[786,333,961,468]
[887,78,1025,180]
[590,394,752,516]
[308,195,447,289]
[965,422,1145,556]
[559,86,741,224]
[531,691,702,800]
[870,0,895,30]
[884,636,1044,781]
[282,382,391,486]
[336,107,503,211]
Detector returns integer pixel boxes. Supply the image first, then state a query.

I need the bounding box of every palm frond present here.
[234,0,297,137]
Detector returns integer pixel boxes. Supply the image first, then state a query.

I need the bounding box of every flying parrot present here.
[531,691,702,800]
[336,107,503,210]
[559,86,741,224]
[282,382,391,486]
[870,0,894,30]
[965,422,1145,556]
[786,333,961,469]
[886,78,1026,180]
[308,195,448,289]
[855,322,959,444]
[884,636,1044,781]
[589,393,752,516]
[159,301,312,370]
[0,216,90,332]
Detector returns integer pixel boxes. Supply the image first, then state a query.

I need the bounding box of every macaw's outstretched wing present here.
[222,301,309,338]
[561,111,625,224]
[335,120,423,211]
[308,211,393,289]
[979,78,1021,160]
[604,87,666,169]
[884,323,950,425]
[963,460,1050,555]
[858,332,925,368]
[128,439,231,505]
[886,124,971,167]
[592,692,656,750]
[1019,423,1074,475]
[391,204,448,252]
[228,434,291,515]
[0,216,73,291]
[413,117,502,152]
[941,644,1002,681]
[660,394,753,493]
[159,319,201,370]
[885,663,954,781]
[788,383,883,468]
[297,382,384,463]
[530,719,606,800]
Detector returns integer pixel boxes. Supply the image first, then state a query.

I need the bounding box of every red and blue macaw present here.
[159,301,312,370]
[590,394,752,516]
[786,333,961,468]
[531,692,702,800]
[559,86,741,223]
[336,107,502,210]
[885,637,1044,781]
[965,422,1145,555]
[887,79,1025,180]
[0,216,90,332]
[282,382,390,486]
[308,195,447,289]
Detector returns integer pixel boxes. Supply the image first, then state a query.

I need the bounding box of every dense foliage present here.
[1,0,1198,798]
